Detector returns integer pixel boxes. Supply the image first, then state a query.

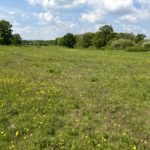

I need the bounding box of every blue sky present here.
[0,0,150,40]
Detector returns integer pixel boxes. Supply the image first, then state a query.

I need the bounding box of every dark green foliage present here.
[11,34,22,45]
[82,32,95,48]
[63,33,76,48]
[116,33,136,41]
[93,32,106,49]
[99,25,114,34]
[0,20,12,45]
[99,25,114,44]
[93,25,114,48]
[135,34,146,43]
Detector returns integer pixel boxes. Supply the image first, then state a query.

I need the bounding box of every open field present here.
[0,46,150,150]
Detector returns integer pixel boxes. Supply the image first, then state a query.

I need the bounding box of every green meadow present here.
[0,46,150,150]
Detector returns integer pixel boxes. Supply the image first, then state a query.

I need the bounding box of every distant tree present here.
[94,25,114,48]
[0,20,13,45]
[99,25,114,35]
[56,37,65,46]
[110,39,135,50]
[99,25,114,45]
[74,34,83,48]
[135,34,146,43]
[63,33,76,48]
[93,32,105,49]
[82,32,95,48]
[11,34,22,45]
[116,33,136,41]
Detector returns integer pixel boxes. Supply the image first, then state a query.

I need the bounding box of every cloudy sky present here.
[0,0,150,40]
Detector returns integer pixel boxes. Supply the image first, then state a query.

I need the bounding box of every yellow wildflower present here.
[133,145,136,150]
[15,131,19,137]
[123,132,126,136]
[144,140,148,144]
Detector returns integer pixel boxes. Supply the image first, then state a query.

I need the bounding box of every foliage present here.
[11,34,22,45]
[93,32,106,49]
[110,39,135,50]
[63,33,76,48]
[56,37,65,46]
[93,25,114,48]
[82,32,95,48]
[0,20,12,45]
[115,33,136,41]
[135,34,146,43]
[74,35,83,48]
[22,40,55,46]
[142,41,150,48]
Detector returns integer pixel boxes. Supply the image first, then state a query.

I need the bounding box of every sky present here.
[0,0,150,40]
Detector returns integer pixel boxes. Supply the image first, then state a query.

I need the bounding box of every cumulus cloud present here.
[27,0,87,9]
[38,12,53,23]
[3,0,150,39]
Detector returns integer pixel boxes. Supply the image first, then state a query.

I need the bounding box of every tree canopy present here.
[0,20,13,45]
[0,20,22,45]
[11,34,22,45]
[63,33,76,48]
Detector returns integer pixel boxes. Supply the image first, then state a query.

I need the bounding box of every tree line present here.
[55,25,149,51]
[1,19,150,51]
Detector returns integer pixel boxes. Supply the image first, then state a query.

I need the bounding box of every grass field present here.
[0,46,150,150]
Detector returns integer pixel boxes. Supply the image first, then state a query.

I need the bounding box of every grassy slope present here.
[0,46,150,150]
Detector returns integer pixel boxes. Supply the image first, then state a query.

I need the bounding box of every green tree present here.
[63,33,76,48]
[93,32,105,49]
[0,20,12,45]
[11,34,22,45]
[116,33,136,41]
[99,25,114,45]
[94,25,114,48]
[82,32,95,48]
[56,37,65,46]
[135,34,146,43]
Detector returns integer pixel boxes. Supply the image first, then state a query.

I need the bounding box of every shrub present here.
[110,39,135,50]
[11,34,22,45]
[82,32,95,48]
[142,41,150,48]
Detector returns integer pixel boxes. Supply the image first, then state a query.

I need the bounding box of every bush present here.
[125,46,150,52]
[82,32,95,48]
[11,34,22,45]
[110,39,135,50]
[142,41,150,48]
[63,33,76,48]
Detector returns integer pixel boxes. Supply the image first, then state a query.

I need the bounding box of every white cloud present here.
[81,10,105,23]
[27,0,55,8]
[13,25,58,40]
[3,0,150,39]
[121,24,146,34]
[120,8,150,23]
[38,12,53,23]
[27,0,88,9]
